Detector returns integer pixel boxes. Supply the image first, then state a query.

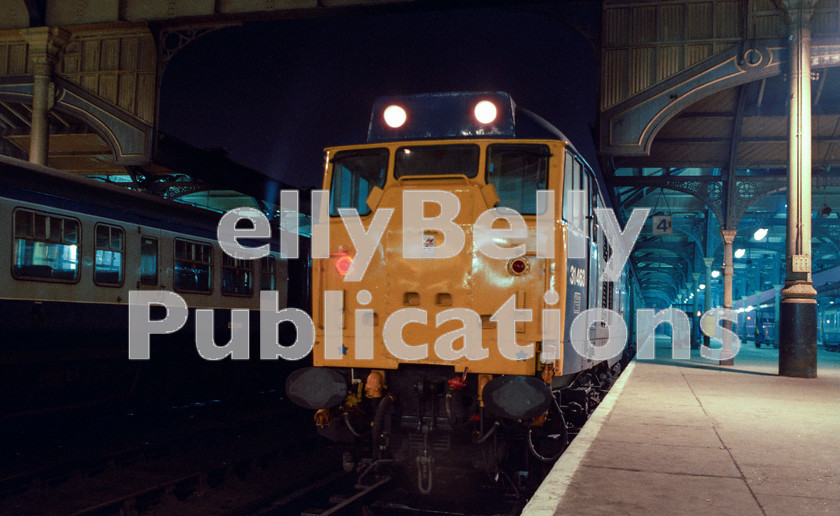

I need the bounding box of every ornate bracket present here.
[157,25,239,72]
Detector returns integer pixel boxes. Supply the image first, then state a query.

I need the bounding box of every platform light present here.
[754,228,768,240]
[735,248,746,258]
[474,100,497,124]
[699,284,706,290]
[747,305,754,311]
[711,270,721,278]
[383,105,407,128]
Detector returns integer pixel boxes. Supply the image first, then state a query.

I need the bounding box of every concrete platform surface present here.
[524,340,840,515]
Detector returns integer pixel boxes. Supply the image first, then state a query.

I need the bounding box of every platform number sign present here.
[652,215,672,235]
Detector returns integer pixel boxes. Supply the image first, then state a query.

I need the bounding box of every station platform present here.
[525,338,840,515]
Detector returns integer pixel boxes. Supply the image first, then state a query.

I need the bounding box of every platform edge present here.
[521,360,637,515]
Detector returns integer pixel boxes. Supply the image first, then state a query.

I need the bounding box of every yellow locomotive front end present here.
[312,139,567,378]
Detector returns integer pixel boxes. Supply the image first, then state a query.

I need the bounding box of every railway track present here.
[0,392,342,515]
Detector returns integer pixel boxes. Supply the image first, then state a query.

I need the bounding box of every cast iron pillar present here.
[780,4,818,378]
[753,290,762,344]
[774,284,782,349]
[19,27,70,166]
[720,230,737,366]
[692,272,701,349]
[703,257,714,350]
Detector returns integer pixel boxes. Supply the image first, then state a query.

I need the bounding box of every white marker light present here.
[754,228,768,240]
[384,105,407,128]
[735,248,746,258]
[712,270,721,278]
[474,101,497,124]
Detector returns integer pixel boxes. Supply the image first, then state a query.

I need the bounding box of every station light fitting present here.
[735,248,746,258]
[753,228,768,240]
[711,270,721,278]
[820,204,832,218]
[699,284,706,290]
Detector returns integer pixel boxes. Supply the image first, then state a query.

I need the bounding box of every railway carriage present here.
[821,307,840,352]
[0,155,289,416]
[286,92,636,494]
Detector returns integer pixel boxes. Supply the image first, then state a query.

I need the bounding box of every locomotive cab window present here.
[94,224,125,286]
[222,255,253,296]
[13,209,80,282]
[486,144,549,215]
[174,239,212,293]
[330,148,388,217]
[394,144,480,179]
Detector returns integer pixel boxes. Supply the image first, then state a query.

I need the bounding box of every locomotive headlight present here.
[335,255,354,276]
[474,100,497,124]
[383,105,407,128]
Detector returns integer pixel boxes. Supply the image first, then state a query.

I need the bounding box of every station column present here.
[774,284,783,349]
[720,230,737,366]
[703,257,714,349]
[20,27,70,166]
[692,272,701,348]
[780,4,818,378]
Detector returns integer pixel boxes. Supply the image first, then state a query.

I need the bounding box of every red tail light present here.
[335,255,353,276]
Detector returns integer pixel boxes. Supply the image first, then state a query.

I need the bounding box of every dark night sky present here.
[159,3,600,190]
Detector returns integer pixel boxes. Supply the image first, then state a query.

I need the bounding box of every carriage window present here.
[94,224,124,286]
[330,148,388,217]
[486,144,549,215]
[13,209,79,282]
[174,239,212,293]
[140,237,158,286]
[260,256,276,290]
[222,255,253,296]
[395,144,480,179]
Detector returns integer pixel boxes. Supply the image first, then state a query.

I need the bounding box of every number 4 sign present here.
[652,215,672,235]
